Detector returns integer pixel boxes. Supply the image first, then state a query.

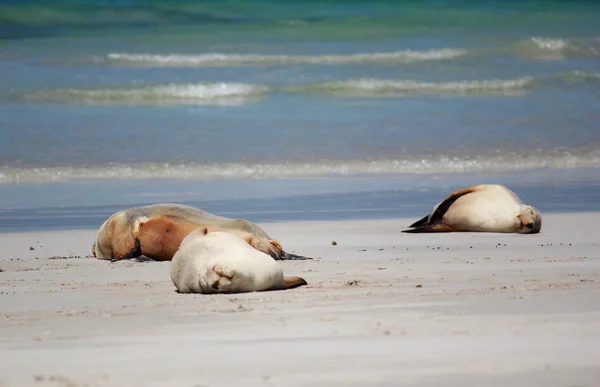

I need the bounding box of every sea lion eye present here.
[526,223,533,229]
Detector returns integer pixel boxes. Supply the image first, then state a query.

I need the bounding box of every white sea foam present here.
[530,37,569,51]
[11,71,599,106]
[105,48,467,67]
[512,37,600,59]
[23,83,269,105]
[288,77,535,96]
[2,150,599,184]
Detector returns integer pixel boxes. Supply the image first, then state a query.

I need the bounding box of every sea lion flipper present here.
[427,185,485,225]
[402,223,453,233]
[279,251,314,261]
[282,276,308,289]
[408,214,430,228]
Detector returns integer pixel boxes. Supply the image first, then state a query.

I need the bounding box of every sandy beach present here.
[1,212,599,387]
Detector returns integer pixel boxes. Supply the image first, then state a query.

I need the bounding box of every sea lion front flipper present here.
[427,185,486,225]
[402,223,454,233]
[282,276,308,290]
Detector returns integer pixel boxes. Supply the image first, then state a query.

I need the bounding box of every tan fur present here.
[137,216,277,262]
[93,213,146,260]
[92,203,283,261]
[404,184,542,234]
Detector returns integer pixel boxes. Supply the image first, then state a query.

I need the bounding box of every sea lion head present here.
[517,205,542,234]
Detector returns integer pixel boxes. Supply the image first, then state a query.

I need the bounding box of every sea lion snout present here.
[518,205,542,234]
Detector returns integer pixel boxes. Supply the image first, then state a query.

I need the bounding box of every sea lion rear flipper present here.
[282,276,308,289]
[408,214,430,228]
[402,224,454,233]
[279,251,314,261]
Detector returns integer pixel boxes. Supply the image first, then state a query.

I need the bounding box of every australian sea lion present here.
[136,215,280,262]
[403,184,542,234]
[92,203,284,261]
[170,228,307,294]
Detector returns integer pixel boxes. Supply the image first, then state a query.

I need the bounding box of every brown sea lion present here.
[92,203,287,261]
[136,216,282,262]
[403,184,542,234]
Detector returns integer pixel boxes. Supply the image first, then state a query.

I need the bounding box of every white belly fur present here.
[170,230,284,294]
[443,185,523,232]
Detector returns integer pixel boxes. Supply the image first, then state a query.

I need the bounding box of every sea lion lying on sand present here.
[403,184,542,234]
[92,203,307,261]
[170,228,307,294]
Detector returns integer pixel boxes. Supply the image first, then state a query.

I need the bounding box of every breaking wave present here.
[102,36,600,68]
[286,77,535,96]
[510,37,600,59]
[19,83,269,106]
[2,149,599,184]
[8,71,600,105]
[104,48,467,67]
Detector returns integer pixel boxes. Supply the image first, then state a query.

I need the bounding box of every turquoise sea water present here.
[1,0,599,229]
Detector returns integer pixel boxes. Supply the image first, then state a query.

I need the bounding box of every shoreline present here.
[1,213,599,386]
[2,178,600,233]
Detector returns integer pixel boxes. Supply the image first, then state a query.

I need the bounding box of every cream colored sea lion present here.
[170,228,307,294]
[92,203,285,261]
[403,184,542,234]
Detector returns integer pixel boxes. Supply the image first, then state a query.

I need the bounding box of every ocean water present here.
[1,0,600,230]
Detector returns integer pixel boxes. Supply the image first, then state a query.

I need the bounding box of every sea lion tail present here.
[402,224,453,233]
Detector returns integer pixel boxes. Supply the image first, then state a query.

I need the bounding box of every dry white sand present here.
[0,213,599,387]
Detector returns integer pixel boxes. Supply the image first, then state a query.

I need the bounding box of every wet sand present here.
[1,213,599,386]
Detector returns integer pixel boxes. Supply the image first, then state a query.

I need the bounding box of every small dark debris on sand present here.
[48,255,84,260]
[331,241,337,246]
[29,246,35,251]
[346,279,362,287]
